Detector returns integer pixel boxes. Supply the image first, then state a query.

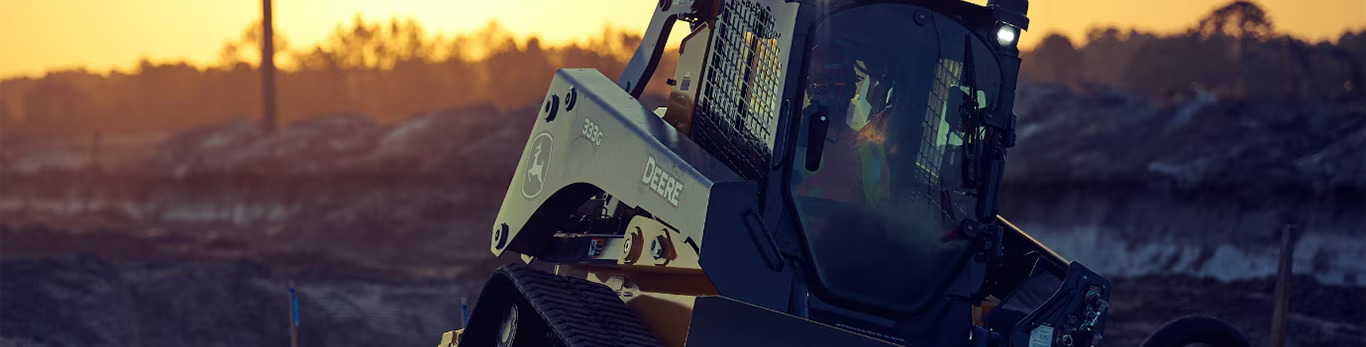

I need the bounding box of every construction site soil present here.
[2,88,1362,346]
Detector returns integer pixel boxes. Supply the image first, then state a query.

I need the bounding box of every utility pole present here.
[261,0,278,134]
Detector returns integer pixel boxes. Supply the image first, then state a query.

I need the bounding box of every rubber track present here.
[499,264,662,347]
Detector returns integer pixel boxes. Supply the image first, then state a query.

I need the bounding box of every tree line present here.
[0,16,678,139]
[2,1,1361,140]
[1021,0,1365,102]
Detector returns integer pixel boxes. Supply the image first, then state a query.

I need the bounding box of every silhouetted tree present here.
[1195,0,1274,40]
[218,21,292,67]
[22,78,92,136]
[1014,0,1366,102]
[1073,27,1155,88]
[1021,33,1083,89]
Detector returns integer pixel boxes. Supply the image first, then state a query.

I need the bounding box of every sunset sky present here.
[0,0,1362,79]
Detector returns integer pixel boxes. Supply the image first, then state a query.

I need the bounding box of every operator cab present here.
[792,2,1003,313]
[771,0,1030,343]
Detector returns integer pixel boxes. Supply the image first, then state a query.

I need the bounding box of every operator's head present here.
[805,39,861,119]
[806,38,890,133]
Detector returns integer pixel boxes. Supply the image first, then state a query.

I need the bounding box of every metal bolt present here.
[650,239,663,259]
[493,223,510,249]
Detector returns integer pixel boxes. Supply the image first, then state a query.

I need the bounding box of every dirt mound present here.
[147,103,530,179]
[0,255,479,347]
[1009,82,1365,196]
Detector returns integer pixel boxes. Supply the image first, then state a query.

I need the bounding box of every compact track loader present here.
[443,0,1121,345]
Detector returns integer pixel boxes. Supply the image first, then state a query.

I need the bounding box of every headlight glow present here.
[996,25,1018,47]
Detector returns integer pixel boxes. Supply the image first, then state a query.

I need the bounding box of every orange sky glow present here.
[0,0,1362,79]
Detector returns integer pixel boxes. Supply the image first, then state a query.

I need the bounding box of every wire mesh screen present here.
[692,0,783,181]
[917,58,964,224]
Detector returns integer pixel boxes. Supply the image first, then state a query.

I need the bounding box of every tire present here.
[470,285,562,347]
[1140,315,1250,347]
[496,304,520,347]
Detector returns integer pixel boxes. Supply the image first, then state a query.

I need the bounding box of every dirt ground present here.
[3,97,1362,345]
[1105,275,1365,346]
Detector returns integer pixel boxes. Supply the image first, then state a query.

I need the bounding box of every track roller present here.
[460,264,661,347]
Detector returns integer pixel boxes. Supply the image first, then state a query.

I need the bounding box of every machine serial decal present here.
[1029,324,1055,347]
[582,118,603,146]
[641,156,683,206]
[522,133,553,199]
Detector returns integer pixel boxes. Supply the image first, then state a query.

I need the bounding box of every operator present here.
[792,17,989,303]
[793,34,950,293]
[793,40,896,209]
[785,8,1006,343]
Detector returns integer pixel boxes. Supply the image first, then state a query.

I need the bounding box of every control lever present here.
[805,110,831,171]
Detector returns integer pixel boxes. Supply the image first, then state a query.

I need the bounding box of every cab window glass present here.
[790,3,1002,311]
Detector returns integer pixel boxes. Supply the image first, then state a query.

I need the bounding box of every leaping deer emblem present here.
[522,133,553,199]
[527,142,546,185]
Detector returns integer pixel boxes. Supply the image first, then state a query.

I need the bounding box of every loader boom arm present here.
[615,0,703,97]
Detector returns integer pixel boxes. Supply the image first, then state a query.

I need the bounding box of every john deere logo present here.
[522,133,553,199]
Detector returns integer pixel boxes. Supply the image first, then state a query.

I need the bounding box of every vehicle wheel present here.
[1140,315,1249,347]
[460,265,656,347]
[497,304,520,347]
[494,299,560,347]
[462,275,559,347]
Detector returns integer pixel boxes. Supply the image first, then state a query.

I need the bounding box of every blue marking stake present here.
[460,296,470,329]
[290,287,300,327]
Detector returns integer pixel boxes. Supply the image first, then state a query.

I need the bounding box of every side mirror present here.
[958,90,981,190]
